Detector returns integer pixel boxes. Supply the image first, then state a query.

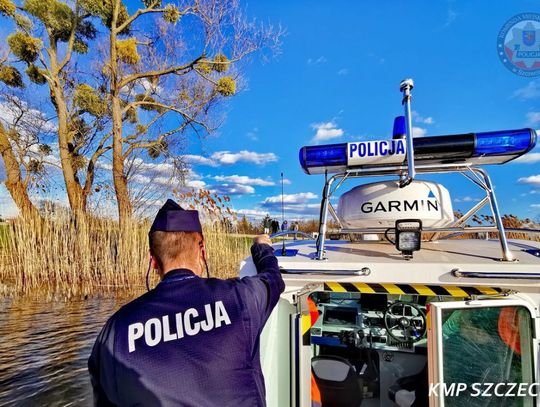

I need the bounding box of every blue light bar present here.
[298,143,347,172]
[474,129,535,157]
[299,128,537,174]
[392,116,406,139]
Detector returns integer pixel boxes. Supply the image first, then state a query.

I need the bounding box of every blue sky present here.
[1,0,540,222]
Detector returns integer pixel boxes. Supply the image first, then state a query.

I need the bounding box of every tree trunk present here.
[48,41,87,214]
[112,95,132,222]
[0,124,39,217]
[54,86,86,214]
[110,0,132,224]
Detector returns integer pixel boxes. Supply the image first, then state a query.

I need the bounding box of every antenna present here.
[281,172,287,256]
[399,78,416,187]
[281,172,285,224]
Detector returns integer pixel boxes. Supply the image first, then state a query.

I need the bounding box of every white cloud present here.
[183,150,278,167]
[237,192,320,220]
[121,78,164,97]
[526,112,540,125]
[444,9,457,27]
[183,155,217,167]
[186,180,206,188]
[283,178,292,185]
[311,121,344,142]
[211,150,278,165]
[454,196,480,203]
[517,174,540,186]
[513,152,540,164]
[0,184,19,218]
[521,190,540,197]
[0,97,57,137]
[130,174,152,184]
[236,208,269,219]
[412,126,427,137]
[127,158,203,191]
[212,175,274,186]
[513,81,540,100]
[128,158,180,177]
[307,56,327,65]
[337,68,348,76]
[531,204,540,208]
[208,184,254,195]
[246,127,259,141]
[261,203,320,216]
[412,111,435,125]
[140,78,163,95]
[263,192,318,204]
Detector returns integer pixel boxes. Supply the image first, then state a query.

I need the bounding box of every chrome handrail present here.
[314,164,530,262]
[270,231,314,240]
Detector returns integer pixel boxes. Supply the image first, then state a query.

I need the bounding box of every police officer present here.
[88,199,285,406]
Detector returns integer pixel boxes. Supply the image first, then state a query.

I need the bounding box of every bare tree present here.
[0,0,280,220]
[0,91,57,216]
[0,0,111,214]
[82,0,281,223]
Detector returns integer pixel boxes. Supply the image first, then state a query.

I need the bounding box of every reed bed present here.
[0,213,251,298]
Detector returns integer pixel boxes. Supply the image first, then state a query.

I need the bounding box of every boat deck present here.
[242,238,540,292]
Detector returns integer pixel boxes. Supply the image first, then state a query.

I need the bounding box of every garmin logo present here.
[349,140,405,159]
[361,199,439,213]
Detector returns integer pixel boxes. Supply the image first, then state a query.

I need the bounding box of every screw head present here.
[360,267,371,276]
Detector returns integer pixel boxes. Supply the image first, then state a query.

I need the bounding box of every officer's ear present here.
[149,251,160,271]
[199,240,207,262]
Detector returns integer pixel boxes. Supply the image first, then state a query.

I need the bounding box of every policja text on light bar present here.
[299,128,537,174]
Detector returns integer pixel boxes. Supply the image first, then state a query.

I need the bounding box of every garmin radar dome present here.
[337,180,454,229]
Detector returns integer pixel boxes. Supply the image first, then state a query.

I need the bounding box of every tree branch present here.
[123,100,210,132]
[116,3,196,35]
[122,121,189,159]
[115,1,162,34]
[83,132,112,196]
[119,57,202,88]
[58,0,80,72]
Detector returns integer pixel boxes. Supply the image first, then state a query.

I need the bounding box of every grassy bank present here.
[0,223,8,248]
[0,215,251,298]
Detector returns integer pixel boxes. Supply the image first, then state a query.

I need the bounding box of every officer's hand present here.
[253,234,272,246]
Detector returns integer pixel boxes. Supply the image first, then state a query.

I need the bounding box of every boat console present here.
[308,292,428,406]
[310,294,426,352]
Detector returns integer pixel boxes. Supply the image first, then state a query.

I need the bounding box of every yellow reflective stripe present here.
[325,282,346,292]
[443,286,469,297]
[381,283,405,295]
[476,286,499,295]
[411,285,436,296]
[301,314,311,335]
[323,282,501,297]
[352,283,376,293]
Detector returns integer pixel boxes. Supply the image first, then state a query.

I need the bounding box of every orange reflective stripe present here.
[307,297,320,325]
[311,372,322,406]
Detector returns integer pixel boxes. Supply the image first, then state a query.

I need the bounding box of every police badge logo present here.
[523,30,536,47]
[498,13,540,77]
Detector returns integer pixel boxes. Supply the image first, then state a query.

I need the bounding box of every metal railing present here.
[314,162,533,262]
[270,231,314,240]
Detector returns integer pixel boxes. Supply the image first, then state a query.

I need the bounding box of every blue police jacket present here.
[88,243,284,406]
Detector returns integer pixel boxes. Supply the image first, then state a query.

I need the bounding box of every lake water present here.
[0,295,133,406]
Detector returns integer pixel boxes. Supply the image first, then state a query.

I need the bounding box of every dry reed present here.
[0,212,251,298]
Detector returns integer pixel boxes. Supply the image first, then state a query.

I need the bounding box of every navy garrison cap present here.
[149,199,202,234]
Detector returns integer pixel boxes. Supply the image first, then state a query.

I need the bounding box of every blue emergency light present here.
[299,128,537,174]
